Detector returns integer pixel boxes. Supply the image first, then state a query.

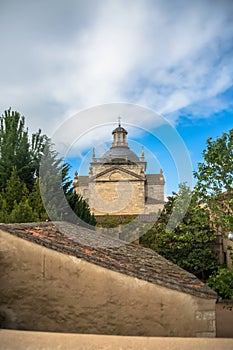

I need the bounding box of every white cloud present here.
[51,103,165,157]
[0,0,232,140]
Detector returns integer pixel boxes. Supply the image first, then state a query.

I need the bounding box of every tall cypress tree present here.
[39,140,96,226]
[0,108,46,191]
[2,166,24,212]
[0,108,96,226]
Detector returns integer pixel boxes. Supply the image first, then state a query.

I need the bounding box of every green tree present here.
[0,109,95,225]
[67,190,96,226]
[2,166,24,213]
[39,140,96,226]
[9,199,36,223]
[39,141,71,221]
[0,167,37,223]
[140,184,218,278]
[0,108,46,191]
[194,129,233,233]
[0,194,8,222]
[207,266,233,299]
[29,178,49,221]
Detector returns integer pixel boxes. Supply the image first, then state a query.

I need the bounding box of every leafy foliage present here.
[9,199,36,223]
[96,215,136,228]
[28,178,49,221]
[207,267,233,299]
[0,108,46,191]
[194,129,233,232]
[67,189,96,226]
[3,166,24,212]
[140,184,218,278]
[0,108,96,226]
[39,140,96,226]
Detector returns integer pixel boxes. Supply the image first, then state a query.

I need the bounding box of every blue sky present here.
[0,0,233,196]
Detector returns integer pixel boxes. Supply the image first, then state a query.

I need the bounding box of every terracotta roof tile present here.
[0,221,217,299]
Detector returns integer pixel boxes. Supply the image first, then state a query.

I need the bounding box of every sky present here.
[0,0,233,196]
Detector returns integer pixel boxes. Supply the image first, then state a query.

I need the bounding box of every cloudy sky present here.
[1,0,233,194]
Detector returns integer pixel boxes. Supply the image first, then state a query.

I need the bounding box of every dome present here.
[102,146,140,163]
[99,120,140,163]
[112,126,128,134]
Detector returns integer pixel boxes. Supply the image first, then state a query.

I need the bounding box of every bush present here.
[97,215,136,228]
[207,267,233,299]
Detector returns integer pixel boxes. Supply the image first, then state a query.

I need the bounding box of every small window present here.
[224,252,227,265]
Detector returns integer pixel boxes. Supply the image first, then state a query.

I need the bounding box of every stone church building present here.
[74,122,165,217]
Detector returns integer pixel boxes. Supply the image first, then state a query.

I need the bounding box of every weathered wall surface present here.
[75,163,165,217]
[90,179,145,215]
[88,165,146,216]
[146,183,164,203]
[0,230,216,337]
[216,301,233,338]
[144,203,164,215]
[2,331,233,350]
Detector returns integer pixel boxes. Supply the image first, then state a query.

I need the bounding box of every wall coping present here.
[1,330,233,350]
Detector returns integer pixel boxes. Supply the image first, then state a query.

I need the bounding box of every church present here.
[74,121,165,217]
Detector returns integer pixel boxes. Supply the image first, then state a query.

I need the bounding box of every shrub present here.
[207,267,233,299]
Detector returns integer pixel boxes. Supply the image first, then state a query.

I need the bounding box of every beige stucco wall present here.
[0,230,216,337]
[2,331,233,350]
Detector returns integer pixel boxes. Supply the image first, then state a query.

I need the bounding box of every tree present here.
[67,190,96,226]
[194,129,233,233]
[28,178,49,221]
[207,266,233,299]
[39,141,66,220]
[140,184,218,278]
[9,199,36,223]
[2,166,24,213]
[0,194,8,223]
[0,108,96,225]
[0,166,37,223]
[0,108,46,191]
[39,140,96,226]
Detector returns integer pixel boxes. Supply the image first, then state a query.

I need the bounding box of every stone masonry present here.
[74,122,165,216]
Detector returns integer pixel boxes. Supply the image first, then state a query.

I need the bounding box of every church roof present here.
[90,165,145,181]
[100,121,140,163]
[0,222,217,299]
[112,125,128,134]
[102,146,140,163]
[78,172,164,186]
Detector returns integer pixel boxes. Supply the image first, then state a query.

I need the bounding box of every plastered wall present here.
[0,230,216,337]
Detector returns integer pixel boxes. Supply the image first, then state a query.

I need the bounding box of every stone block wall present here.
[89,180,145,215]
[223,238,233,267]
[146,183,164,203]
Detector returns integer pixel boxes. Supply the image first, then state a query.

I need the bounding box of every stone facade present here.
[217,234,233,267]
[74,123,165,216]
